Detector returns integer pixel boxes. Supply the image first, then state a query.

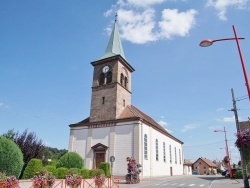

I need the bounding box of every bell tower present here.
[89,21,135,122]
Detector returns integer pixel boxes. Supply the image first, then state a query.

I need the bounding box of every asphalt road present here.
[117,175,218,188]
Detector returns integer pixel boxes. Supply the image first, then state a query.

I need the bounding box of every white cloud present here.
[216,108,224,112]
[217,115,235,122]
[181,124,196,132]
[127,0,166,7]
[208,126,222,130]
[206,0,250,21]
[158,9,198,39]
[165,128,173,133]
[0,102,9,109]
[158,120,168,126]
[104,1,198,44]
[118,9,157,44]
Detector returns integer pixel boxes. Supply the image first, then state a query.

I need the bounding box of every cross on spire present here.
[115,13,118,22]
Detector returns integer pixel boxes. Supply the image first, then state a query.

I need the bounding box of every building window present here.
[174,147,177,164]
[204,167,206,169]
[123,99,125,107]
[156,139,158,161]
[169,145,172,164]
[107,71,112,84]
[144,134,148,159]
[99,73,105,85]
[120,73,124,85]
[163,142,166,162]
[102,97,105,104]
[179,149,181,164]
[124,77,128,88]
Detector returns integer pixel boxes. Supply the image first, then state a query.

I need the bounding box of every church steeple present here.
[98,20,125,60]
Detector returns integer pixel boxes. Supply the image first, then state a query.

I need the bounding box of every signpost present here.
[110,156,115,176]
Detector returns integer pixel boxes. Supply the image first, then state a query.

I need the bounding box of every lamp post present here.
[200,25,250,102]
[200,25,250,188]
[214,127,232,178]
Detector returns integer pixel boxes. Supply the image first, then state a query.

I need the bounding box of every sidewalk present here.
[211,178,246,188]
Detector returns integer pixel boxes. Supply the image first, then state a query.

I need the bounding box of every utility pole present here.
[230,88,249,188]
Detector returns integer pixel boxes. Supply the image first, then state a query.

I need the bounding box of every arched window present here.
[175,147,177,164]
[107,71,112,84]
[99,73,105,85]
[120,73,124,86]
[163,142,166,162]
[169,145,172,164]
[156,139,158,161]
[179,149,182,164]
[124,77,128,88]
[144,134,148,159]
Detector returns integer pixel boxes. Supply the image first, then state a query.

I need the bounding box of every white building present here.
[68,21,184,178]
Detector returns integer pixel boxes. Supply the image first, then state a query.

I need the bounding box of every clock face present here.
[102,66,109,73]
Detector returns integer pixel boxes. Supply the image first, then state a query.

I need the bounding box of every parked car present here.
[192,170,199,175]
[222,170,228,176]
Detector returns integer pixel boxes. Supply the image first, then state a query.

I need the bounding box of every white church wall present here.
[113,122,135,176]
[68,128,88,160]
[141,123,183,177]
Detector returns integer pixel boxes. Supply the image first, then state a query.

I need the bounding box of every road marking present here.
[199,184,205,187]
[189,184,195,186]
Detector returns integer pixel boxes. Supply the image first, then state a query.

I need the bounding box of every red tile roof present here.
[69,105,183,144]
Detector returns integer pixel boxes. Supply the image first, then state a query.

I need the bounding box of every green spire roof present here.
[98,21,125,60]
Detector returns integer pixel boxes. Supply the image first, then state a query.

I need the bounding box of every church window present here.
[174,147,177,164]
[144,134,148,159]
[124,77,128,88]
[163,142,166,162]
[102,97,105,104]
[107,71,112,84]
[156,139,158,161]
[99,73,105,85]
[120,73,124,86]
[169,145,172,164]
[179,149,181,164]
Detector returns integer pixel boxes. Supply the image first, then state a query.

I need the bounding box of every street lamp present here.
[200,25,250,188]
[214,127,232,178]
[200,25,250,103]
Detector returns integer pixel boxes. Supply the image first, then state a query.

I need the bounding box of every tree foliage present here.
[0,136,24,177]
[56,152,84,169]
[1,129,45,178]
[22,159,43,179]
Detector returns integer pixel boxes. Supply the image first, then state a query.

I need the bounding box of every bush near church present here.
[0,136,24,177]
[56,167,68,179]
[23,159,43,179]
[56,152,84,169]
[99,162,111,178]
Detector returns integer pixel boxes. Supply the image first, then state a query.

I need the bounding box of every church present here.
[68,20,184,178]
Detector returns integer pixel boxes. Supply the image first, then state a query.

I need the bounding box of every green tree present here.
[56,152,84,169]
[22,159,43,179]
[0,136,24,177]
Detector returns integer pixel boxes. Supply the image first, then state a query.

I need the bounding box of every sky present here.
[1,0,250,165]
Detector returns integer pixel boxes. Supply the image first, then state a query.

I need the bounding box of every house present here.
[192,157,217,175]
[68,20,184,178]
[183,159,192,175]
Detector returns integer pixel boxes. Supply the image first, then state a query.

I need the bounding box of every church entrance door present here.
[95,152,105,168]
[170,167,173,176]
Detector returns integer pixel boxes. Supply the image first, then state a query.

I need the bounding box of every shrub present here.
[89,169,105,178]
[56,167,68,179]
[56,152,84,169]
[22,159,42,179]
[80,168,89,179]
[0,136,24,177]
[44,165,58,178]
[47,159,57,167]
[233,170,243,179]
[99,162,111,177]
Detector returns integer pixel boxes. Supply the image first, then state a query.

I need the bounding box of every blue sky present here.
[1,0,250,164]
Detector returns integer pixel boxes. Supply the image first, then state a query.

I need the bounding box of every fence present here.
[12,178,119,188]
